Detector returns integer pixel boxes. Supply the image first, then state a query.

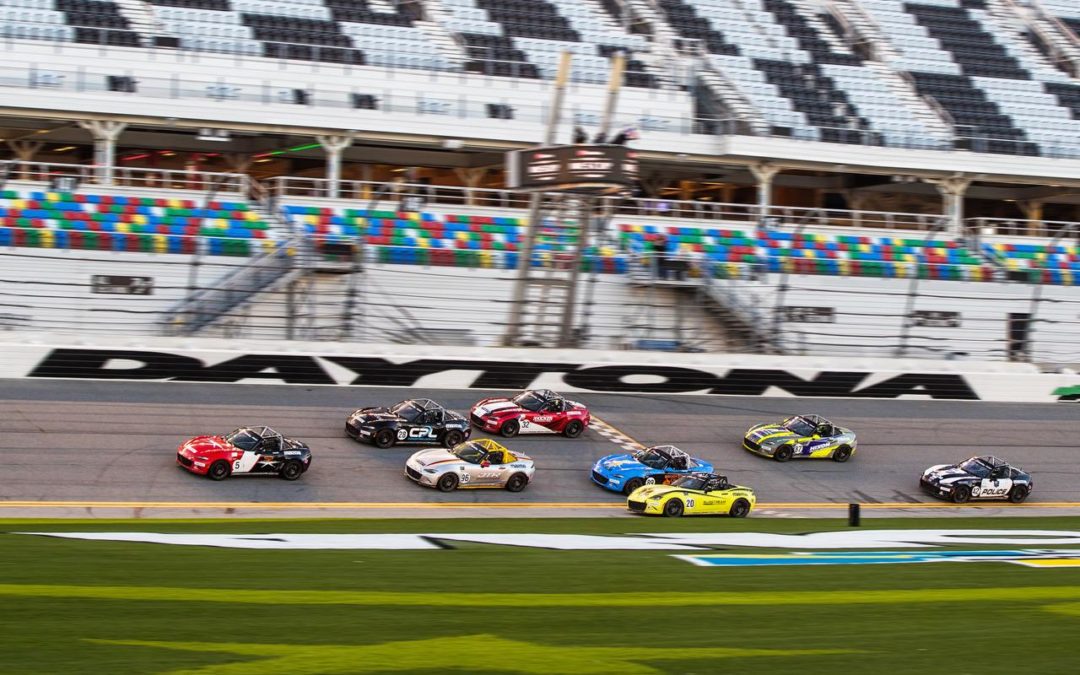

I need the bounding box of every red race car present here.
[176,426,312,481]
[470,389,590,438]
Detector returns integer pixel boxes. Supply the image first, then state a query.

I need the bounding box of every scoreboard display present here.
[506,145,639,194]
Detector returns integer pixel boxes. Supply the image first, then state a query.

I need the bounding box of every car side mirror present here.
[481,461,490,468]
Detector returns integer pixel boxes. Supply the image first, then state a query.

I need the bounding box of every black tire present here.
[1008,485,1030,503]
[437,473,459,492]
[505,473,529,492]
[773,445,793,462]
[443,429,465,448]
[662,499,684,518]
[563,420,584,438]
[499,419,520,438]
[207,460,230,481]
[373,428,396,449]
[279,460,304,481]
[729,498,751,518]
[951,484,972,503]
[832,445,852,463]
[623,477,645,495]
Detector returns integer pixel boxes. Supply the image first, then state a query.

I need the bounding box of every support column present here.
[77,120,126,185]
[223,152,252,174]
[1020,200,1044,237]
[317,134,353,199]
[5,140,44,180]
[454,167,488,205]
[929,174,971,236]
[750,162,781,223]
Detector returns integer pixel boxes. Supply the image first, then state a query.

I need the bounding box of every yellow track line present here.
[1,501,1080,510]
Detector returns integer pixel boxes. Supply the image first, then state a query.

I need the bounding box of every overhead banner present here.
[1,343,1077,402]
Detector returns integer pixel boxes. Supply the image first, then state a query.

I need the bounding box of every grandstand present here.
[1,0,1079,363]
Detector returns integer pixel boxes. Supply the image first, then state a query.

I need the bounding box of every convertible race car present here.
[591,445,713,494]
[346,398,470,449]
[921,456,1033,503]
[404,438,534,492]
[471,389,590,438]
[176,426,311,481]
[743,414,856,462]
[628,472,756,518]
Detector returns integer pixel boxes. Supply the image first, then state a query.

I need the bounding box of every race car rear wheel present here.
[623,478,645,495]
[207,460,230,481]
[951,485,972,503]
[443,430,465,448]
[729,499,751,518]
[662,499,684,518]
[436,473,459,492]
[773,445,793,462]
[505,473,529,492]
[279,460,304,481]
[832,445,852,463]
[563,420,584,438]
[373,429,396,449]
[1008,485,1030,503]
[499,419,520,438]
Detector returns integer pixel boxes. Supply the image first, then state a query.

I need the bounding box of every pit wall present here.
[1,333,1076,403]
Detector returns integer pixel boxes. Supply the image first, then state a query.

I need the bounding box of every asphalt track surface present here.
[2,379,1079,518]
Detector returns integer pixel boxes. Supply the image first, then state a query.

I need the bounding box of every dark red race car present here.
[176,426,311,481]
[470,389,590,438]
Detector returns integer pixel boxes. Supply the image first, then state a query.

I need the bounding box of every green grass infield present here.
[1,517,1079,674]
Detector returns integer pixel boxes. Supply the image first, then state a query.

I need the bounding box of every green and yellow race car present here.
[743,414,856,462]
[627,473,756,517]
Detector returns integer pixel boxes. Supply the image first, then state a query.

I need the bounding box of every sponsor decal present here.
[676,549,1080,568]
[1054,385,1080,401]
[25,348,981,399]
[20,529,1080,551]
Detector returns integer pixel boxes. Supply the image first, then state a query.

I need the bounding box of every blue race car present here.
[591,445,714,494]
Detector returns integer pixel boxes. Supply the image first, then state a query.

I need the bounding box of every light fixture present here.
[196,128,231,142]
[54,146,76,152]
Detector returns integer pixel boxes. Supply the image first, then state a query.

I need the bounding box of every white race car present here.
[404,438,534,492]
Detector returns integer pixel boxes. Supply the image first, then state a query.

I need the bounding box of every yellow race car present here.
[627,472,756,517]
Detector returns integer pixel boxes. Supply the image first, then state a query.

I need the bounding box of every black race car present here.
[920,455,1033,503]
[345,398,470,449]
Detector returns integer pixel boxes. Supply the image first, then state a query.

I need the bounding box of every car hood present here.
[350,407,401,424]
[179,435,234,454]
[472,399,522,417]
[922,464,972,484]
[408,448,460,467]
[594,453,648,474]
[745,423,799,444]
[629,484,694,500]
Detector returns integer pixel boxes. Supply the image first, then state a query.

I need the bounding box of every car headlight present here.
[196,456,209,462]
[647,494,664,501]
[423,468,438,474]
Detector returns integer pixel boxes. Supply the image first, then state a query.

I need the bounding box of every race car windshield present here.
[225,429,260,451]
[634,449,669,469]
[391,401,422,422]
[959,458,993,477]
[452,444,486,464]
[671,476,707,490]
[512,391,545,412]
[783,417,816,436]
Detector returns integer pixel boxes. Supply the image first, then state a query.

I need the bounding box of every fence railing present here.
[0,161,247,193]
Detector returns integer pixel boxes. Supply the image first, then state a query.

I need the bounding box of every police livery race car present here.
[921,456,1033,503]
[628,473,756,518]
[743,414,856,462]
[591,445,713,494]
[177,426,312,481]
[346,399,470,449]
[404,438,535,492]
[470,389,590,438]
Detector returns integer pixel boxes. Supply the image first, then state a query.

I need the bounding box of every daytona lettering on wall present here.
[25,348,981,399]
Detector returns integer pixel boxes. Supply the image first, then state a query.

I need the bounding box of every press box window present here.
[486,103,513,119]
[351,94,378,110]
[107,76,137,93]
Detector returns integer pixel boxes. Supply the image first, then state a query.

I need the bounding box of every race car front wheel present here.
[623,478,645,495]
[773,445,793,462]
[563,420,584,438]
[443,430,465,448]
[373,429,396,449]
[729,499,751,518]
[951,485,972,503]
[207,460,230,481]
[499,419,520,438]
[1008,485,1030,503]
[279,460,304,481]
[505,473,529,492]
[662,499,684,518]
[832,446,852,463]
[437,473,459,492]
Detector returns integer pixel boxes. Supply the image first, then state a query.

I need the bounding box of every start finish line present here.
[20,529,1080,550]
